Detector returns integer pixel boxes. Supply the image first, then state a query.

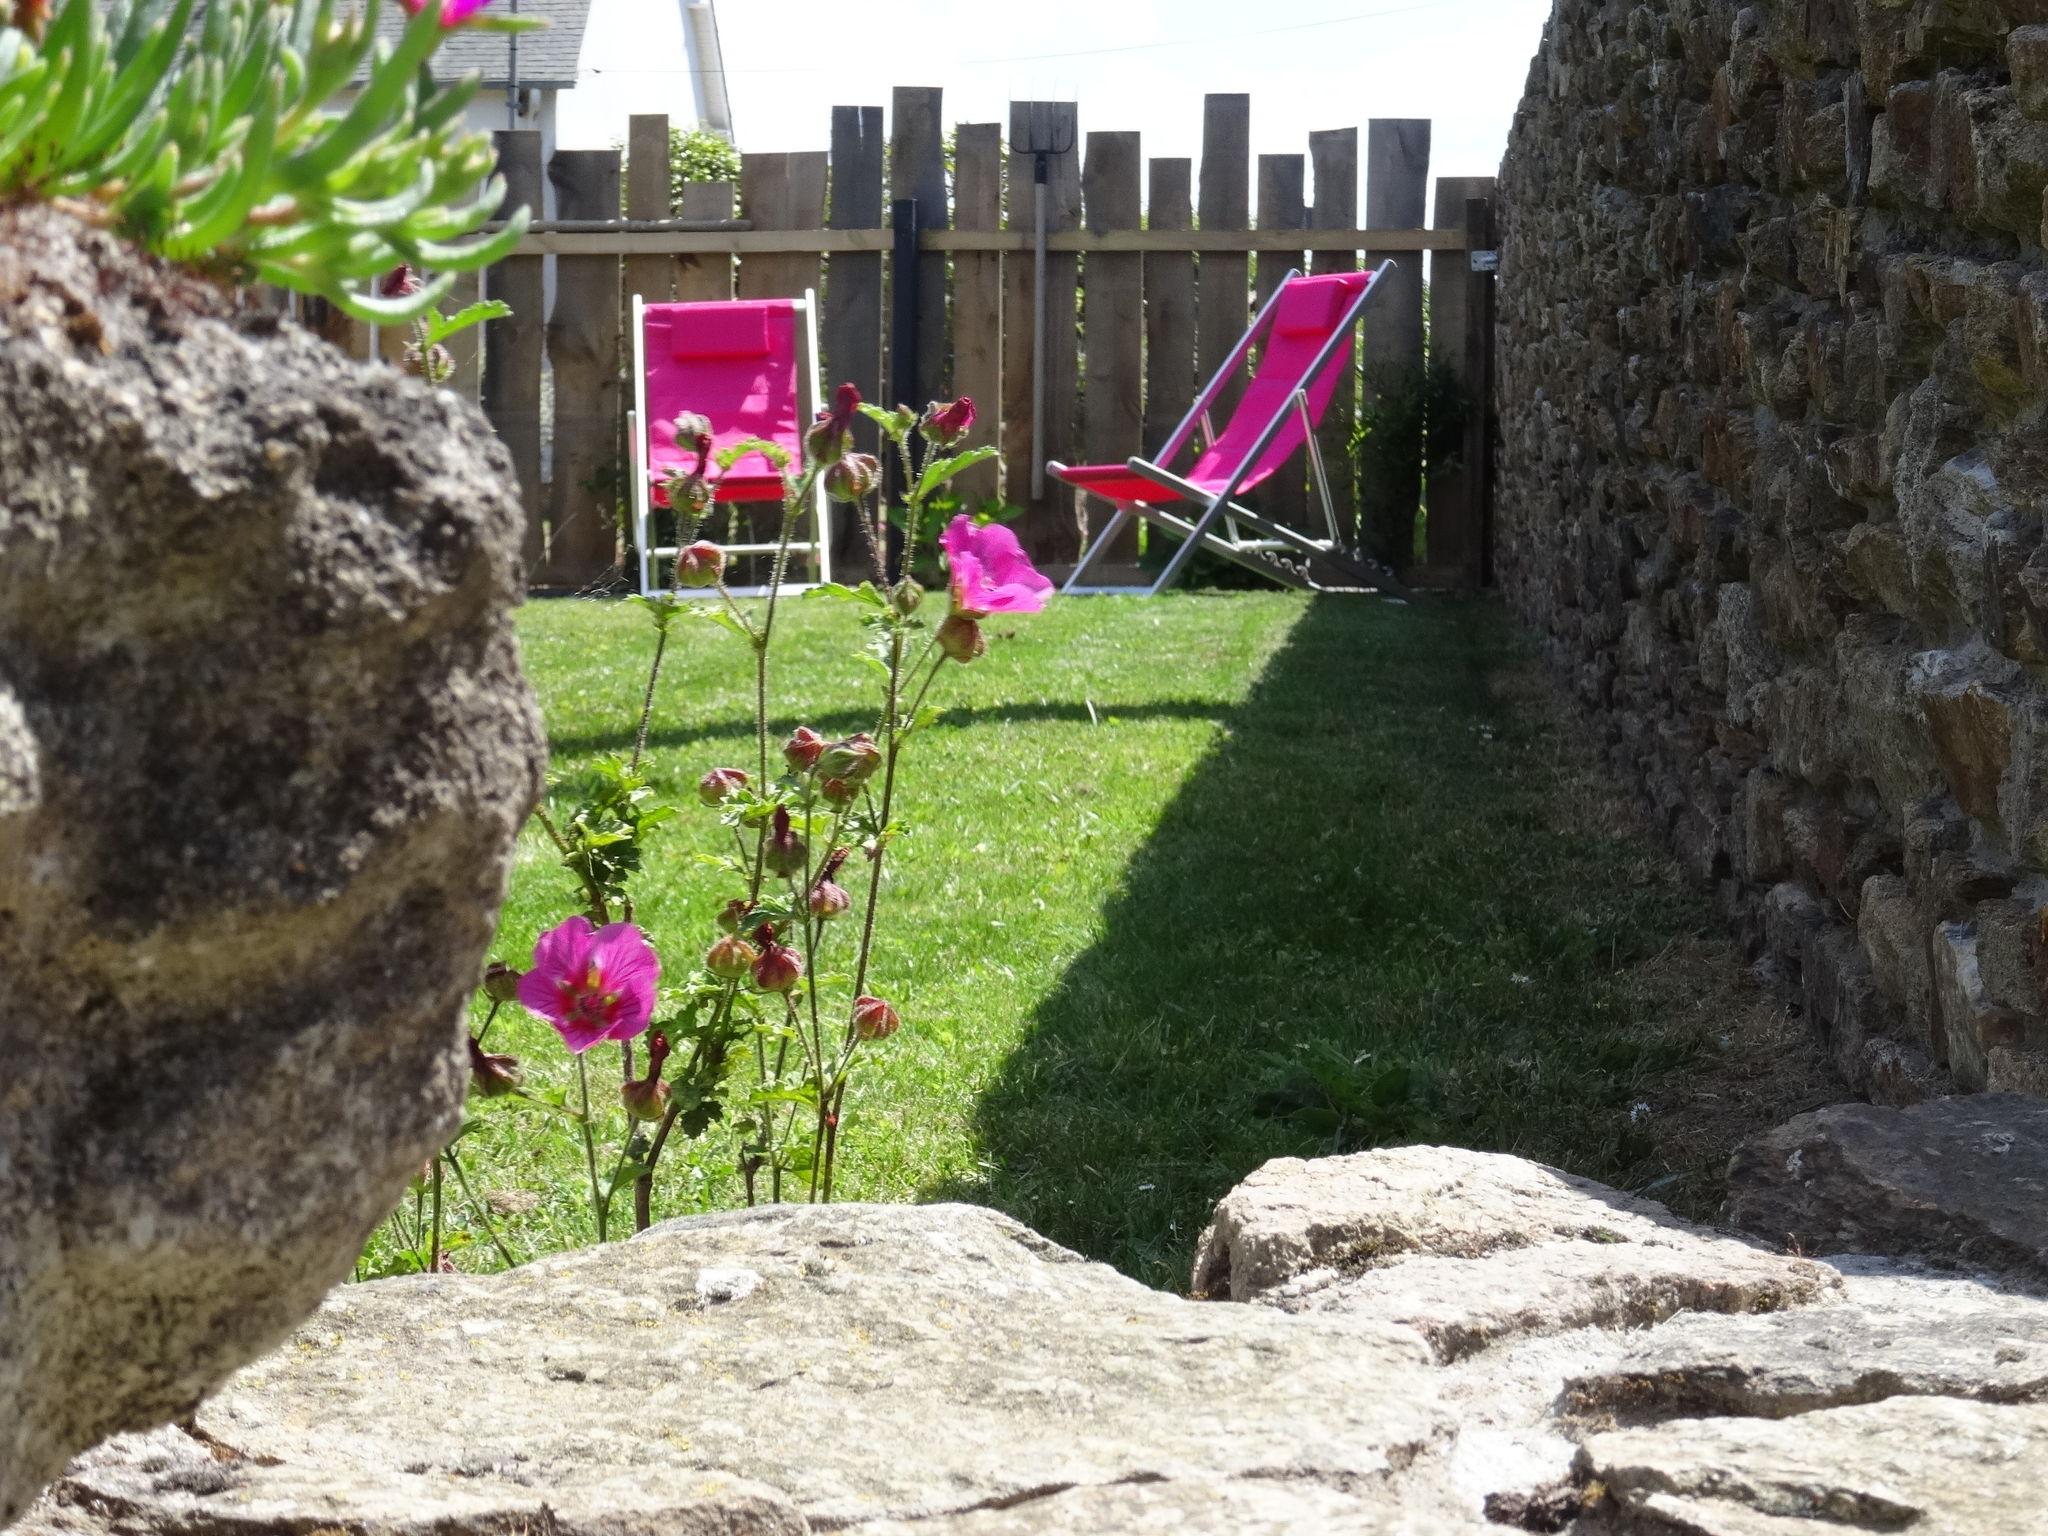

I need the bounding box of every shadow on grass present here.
[925,595,1724,1291]
[551,699,1236,761]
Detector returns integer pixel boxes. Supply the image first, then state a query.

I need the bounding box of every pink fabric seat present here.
[1052,270,1375,502]
[641,299,802,505]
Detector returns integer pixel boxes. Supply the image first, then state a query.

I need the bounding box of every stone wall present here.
[1496,0,2048,1102]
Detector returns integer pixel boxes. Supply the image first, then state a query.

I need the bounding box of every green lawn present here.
[364,591,1778,1291]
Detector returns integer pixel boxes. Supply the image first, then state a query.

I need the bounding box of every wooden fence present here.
[403,89,1497,590]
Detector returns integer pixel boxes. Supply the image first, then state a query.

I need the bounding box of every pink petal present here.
[518,916,595,1019]
[550,1015,614,1054]
[590,923,660,1040]
[942,515,1052,617]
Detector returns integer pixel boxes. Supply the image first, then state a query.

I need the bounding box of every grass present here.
[362,590,1835,1291]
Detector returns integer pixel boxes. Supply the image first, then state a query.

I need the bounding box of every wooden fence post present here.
[1359,118,1429,571]
[1426,178,1496,586]
[1081,130,1143,568]
[1197,95,1251,425]
[1144,157,1196,469]
[483,129,545,576]
[1255,152,1307,528]
[1003,100,1081,557]
[1309,128,1359,535]
[673,181,735,301]
[952,123,1004,506]
[891,87,948,405]
[542,148,624,589]
[625,113,674,306]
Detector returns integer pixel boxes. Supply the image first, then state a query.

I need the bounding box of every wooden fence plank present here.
[673,182,735,301]
[1144,157,1196,468]
[1197,94,1251,424]
[952,122,1004,506]
[543,148,624,588]
[1003,101,1082,556]
[1359,118,1429,569]
[825,105,885,571]
[1426,177,1496,585]
[738,152,829,301]
[483,129,545,574]
[625,114,673,305]
[1255,152,1307,529]
[890,86,948,403]
[1309,128,1359,535]
[1081,131,1143,565]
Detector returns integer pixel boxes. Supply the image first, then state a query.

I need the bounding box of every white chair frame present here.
[627,290,833,598]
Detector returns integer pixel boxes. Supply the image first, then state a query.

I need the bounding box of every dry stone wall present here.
[1496,0,2048,1103]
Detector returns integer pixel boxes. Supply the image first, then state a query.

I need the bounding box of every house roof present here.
[353,0,593,90]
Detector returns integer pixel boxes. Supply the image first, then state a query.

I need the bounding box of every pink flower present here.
[941,516,1053,619]
[517,917,660,1053]
[402,0,496,24]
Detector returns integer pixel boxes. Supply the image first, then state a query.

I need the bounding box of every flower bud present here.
[784,726,826,774]
[824,452,881,504]
[675,539,725,588]
[481,962,523,1003]
[671,412,714,451]
[401,341,454,385]
[819,775,859,808]
[817,733,881,785]
[805,381,863,464]
[467,1034,524,1098]
[716,898,753,934]
[808,877,851,920]
[764,805,808,879]
[380,263,421,298]
[698,766,749,806]
[919,396,976,448]
[620,1031,673,1122]
[936,613,986,663]
[852,995,901,1042]
[752,925,803,993]
[706,933,760,980]
[892,578,924,615]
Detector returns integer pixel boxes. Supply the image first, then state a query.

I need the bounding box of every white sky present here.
[556,0,1554,206]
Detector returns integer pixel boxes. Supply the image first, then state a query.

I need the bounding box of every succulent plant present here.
[0,0,534,322]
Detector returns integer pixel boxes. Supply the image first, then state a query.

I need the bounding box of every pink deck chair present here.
[1051,264,1403,596]
[628,292,830,595]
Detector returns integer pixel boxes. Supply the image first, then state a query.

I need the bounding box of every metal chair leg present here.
[1062,505,1132,595]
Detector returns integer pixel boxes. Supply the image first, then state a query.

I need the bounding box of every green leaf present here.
[418,297,510,348]
[916,446,999,501]
[804,580,889,608]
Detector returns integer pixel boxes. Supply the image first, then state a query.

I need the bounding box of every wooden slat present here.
[673,182,735,301]
[624,114,674,305]
[482,130,545,574]
[890,86,948,402]
[825,105,885,572]
[1003,101,1082,556]
[1081,131,1143,563]
[952,122,1004,506]
[1309,128,1359,535]
[508,226,1464,256]
[1197,94,1252,423]
[542,148,624,589]
[1254,152,1307,529]
[738,152,829,300]
[1144,158,1196,467]
[1359,118,1430,569]
[1427,177,1497,585]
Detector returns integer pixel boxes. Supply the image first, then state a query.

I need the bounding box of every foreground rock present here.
[1726,1094,2048,1280]
[19,1149,2048,1534]
[16,1204,1477,1536]
[0,205,544,1521]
